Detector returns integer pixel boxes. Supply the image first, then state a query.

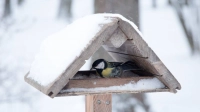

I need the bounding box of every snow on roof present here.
[60,78,165,93]
[27,13,140,86]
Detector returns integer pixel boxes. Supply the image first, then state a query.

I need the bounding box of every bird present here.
[90,59,141,78]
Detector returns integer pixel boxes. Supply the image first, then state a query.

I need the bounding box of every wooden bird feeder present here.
[24,14,181,112]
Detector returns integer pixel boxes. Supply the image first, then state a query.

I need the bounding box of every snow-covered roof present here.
[28,14,114,86]
[24,13,181,98]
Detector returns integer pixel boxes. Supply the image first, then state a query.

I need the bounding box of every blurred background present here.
[0,0,200,112]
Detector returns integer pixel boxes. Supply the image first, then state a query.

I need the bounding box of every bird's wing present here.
[120,61,142,71]
[76,70,96,74]
[108,62,123,67]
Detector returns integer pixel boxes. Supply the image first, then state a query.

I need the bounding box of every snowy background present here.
[0,0,200,112]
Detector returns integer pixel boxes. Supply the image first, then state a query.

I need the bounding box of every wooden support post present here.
[86,94,112,112]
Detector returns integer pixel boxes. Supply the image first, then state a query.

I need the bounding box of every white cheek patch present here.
[95,62,105,69]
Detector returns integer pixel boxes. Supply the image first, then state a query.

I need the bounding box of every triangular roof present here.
[24,14,181,98]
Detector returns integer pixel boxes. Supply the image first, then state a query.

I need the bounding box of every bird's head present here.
[91,59,107,70]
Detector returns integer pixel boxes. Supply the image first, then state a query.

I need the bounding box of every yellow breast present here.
[102,68,113,78]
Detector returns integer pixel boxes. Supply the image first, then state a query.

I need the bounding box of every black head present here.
[91,59,107,70]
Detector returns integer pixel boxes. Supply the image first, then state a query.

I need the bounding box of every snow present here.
[140,0,200,112]
[1,0,200,112]
[27,13,141,86]
[0,0,87,112]
[61,78,165,93]
[28,14,113,86]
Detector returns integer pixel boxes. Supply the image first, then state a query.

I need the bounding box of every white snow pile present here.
[27,13,142,86]
[60,78,165,93]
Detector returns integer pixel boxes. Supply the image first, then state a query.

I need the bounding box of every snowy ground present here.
[0,0,200,112]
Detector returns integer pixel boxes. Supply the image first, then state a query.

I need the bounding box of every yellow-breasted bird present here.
[90,59,141,78]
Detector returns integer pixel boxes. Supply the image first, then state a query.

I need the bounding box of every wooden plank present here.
[57,77,168,96]
[57,89,169,96]
[93,94,112,112]
[103,40,148,59]
[118,19,149,57]
[152,61,181,92]
[63,77,154,89]
[107,27,127,48]
[148,48,182,92]
[86,94,112,112]
[86,95,94,112]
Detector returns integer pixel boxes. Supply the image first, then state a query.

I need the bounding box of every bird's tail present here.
[120,61,141,71]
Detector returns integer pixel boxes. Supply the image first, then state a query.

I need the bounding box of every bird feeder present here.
[24,14,181,112]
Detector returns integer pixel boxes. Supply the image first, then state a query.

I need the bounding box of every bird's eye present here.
[95,62,105,69]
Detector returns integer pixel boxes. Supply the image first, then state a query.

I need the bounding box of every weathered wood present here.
[64,77,155,89]
[107,27,127,48]
[86,94,112,112]
[57,89,169,96]
[86,95,94,112]
[152,61,181,92]
[118,19,149,57]
[103,41,148,59]
[57,77,168,96]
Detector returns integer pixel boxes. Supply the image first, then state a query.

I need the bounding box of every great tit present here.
[90,59,140,78]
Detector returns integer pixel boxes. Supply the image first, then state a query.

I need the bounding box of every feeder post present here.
[86,94,112,112]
